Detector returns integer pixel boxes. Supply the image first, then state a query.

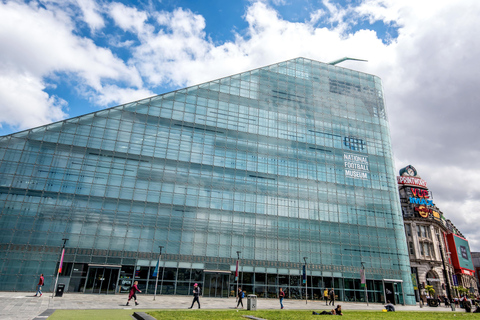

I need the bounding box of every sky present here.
[1,0,479,251]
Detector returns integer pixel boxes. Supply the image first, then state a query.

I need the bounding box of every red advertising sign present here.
[446,233,475,272]
[397,176,428,188]
[410,188,429,198]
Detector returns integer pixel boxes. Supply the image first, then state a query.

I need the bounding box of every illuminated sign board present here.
[446,233,474,272]
[414,206,431,218]
[397,176,428,188]
[409,198,433,206]
[409,187,433,206]
[432,211,441,220]
[410,188,429,198]
[344,153,369,179]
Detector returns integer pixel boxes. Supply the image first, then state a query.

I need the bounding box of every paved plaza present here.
[0,292,457,320]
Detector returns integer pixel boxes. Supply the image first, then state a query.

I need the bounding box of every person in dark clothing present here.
[189,283,201,309]
[464,299,472,313]
[473,302,480,313]
[126,281,141,306]
[313,310,334,315]
[236,287,244,308]
[328,288,335,306]
[385,300,395,312]
[334,305,343,315]
[35,274,44,297]
[444,296,451,307]
[312,308,340,315]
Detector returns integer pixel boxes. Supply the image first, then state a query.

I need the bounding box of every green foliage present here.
[457,286,469,295]
[425,285,435,297]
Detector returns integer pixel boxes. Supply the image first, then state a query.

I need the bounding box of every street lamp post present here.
[361,262,369,306]
[52,238,68,298]
[236,251,241,302]
[437,232,455,311]
[154,246,164,301]
[303,257,308,304]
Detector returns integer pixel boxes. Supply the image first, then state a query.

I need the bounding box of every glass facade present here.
[0,57,415,304]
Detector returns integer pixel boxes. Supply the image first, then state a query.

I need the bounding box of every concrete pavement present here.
[0,292,459,320]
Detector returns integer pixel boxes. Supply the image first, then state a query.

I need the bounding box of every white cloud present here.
[127,1,389,88]
[93,85,155,107]
[0,0,143,130]
[0,72,67,129]
[75,0,105,32]
[125,7,213,87]
[108,2,148,34]
[309,9,326,25]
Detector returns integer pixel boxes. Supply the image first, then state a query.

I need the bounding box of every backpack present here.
[241,291,245,298]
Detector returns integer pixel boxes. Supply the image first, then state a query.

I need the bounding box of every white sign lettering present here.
[397,176,428,188]
[344,153,369,180]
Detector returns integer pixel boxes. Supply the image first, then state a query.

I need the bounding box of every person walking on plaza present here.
[34,274,44,297]
[279,287,285,309]
[328,288,335,306]
[126,281,141,306]
[324,288,329,305]
[236,287,244,308]
[189,283,201,309]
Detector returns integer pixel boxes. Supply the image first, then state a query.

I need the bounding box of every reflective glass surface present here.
[0,58,414,304]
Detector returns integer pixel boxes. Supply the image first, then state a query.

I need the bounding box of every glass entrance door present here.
[203,273,229,298]
[84,267,120,294]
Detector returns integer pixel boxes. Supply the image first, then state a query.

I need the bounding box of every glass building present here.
[0,57,415,304]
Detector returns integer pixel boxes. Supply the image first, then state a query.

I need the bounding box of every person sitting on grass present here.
[385,300,395,312]
[334,305,343,316]
[473,302,480,313]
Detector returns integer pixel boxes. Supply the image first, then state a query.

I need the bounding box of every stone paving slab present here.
[0,292,457,320]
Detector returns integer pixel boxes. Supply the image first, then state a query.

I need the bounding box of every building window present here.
[425,227,431,239]
[429,244,436,259]
[405,224,412,237]
[409,242,415,255]
[343,136,366,151]
[416,225,430,239]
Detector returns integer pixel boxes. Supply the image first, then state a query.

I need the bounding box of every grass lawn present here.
[49,309,480,320]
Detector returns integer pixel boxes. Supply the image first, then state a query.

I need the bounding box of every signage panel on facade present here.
[446,233,475,272]
[397,176,428,188]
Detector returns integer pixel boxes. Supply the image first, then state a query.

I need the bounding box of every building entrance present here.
[84,265,121,294]
[383,279,404,305]
[203,271,230,298]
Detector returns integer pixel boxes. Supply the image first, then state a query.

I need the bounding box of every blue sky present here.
[1,0,480,251]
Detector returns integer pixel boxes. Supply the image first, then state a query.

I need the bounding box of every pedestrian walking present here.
[279,287,285,309]
[189,283,201,309]
[236,287,244,308]
[328,288,335,306]
[323,288,328,305]
[35,274,44,297]
[126,281,141,306]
